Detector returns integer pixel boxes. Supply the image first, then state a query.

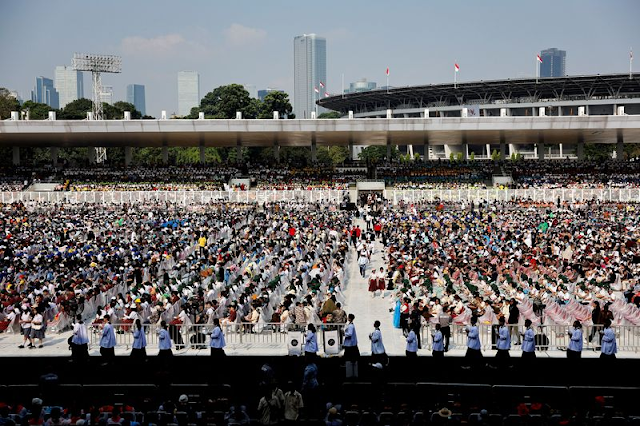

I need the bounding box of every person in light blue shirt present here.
[304,323,318,358]
[369,320,386,365]
[432,323,445,358]
[131,319,147,360]
[600,319,617,359]
[210,318,226,357]
[71,314,89,363]
[343,314,359,378]
[465,316,482,352]
[406,324,418,358]
[495,317,511,358]
[157,320,173,357]
[567,320,583,359]
[521,319,536,359]
[99,315,116,361]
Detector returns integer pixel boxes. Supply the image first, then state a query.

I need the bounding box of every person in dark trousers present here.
[99,314,116,364]
[157,320,173,358]
[508,298,520,344]
[210,318,226,357]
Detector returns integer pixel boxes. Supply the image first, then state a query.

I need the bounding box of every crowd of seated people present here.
[59,166,242,192]
[376,162,493,189]
[0,201,351,343]
[376,199,640,342]
[250,166,364,190]
[507,160,640,189]
[1,383,638,426]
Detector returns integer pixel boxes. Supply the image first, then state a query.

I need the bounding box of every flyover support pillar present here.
[162,145,169,165]
[348,139,354,161]
[12,147,20,166]
[577,138,585,161]
[87,147,96,164]
[499,136,507,161]
[236,140,242,163]
[124,146,132,167]
[537,139,545,160]
[199,144,206,164]
[616,134,625,161]
[386,136,392,162]
[274,140,280,163]
[50,147,59,167]
[311,135,317,163]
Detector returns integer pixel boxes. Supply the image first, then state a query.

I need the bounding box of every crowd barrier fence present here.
[2,188,640,205]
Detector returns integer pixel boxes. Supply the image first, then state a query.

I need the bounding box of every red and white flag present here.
[537,54,543,63]
[319,81,325,88]
[324,92,330,98]
[386,67,389,76]
[314,86,319,93]
[454,63,460,72]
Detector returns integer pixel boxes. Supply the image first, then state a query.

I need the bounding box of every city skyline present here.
[293,33,327,119]
[1,0,639,117]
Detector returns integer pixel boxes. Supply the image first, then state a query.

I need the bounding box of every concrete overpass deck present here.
[0,116,639,148]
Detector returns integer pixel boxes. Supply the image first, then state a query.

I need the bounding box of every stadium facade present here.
[318,73,640,159]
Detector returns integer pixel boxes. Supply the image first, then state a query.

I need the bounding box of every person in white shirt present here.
[18,306,33,349]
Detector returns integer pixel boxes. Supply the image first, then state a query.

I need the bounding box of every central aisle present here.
[342,219,408,356]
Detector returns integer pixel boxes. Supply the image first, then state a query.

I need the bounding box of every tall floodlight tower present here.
[72,53,122,163]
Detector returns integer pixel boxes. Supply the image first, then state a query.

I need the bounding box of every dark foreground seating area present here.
[0,357,639,425]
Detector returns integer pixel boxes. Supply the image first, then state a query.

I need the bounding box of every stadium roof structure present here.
[318,73,640,115]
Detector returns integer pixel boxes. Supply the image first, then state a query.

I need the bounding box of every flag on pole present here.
[324,92,330,98]
[631,48,634,60]
[454,63,460,72]
[537,54,543,63]
[319,81,325,88]
[386,67,389,76]
[314,87,319,93]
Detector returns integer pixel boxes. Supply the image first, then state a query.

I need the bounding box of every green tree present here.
[21,101,54,120]
[584,143,614,161]
[59,98,93,119]
[317,111,341,119]
[0,88,20,120]
[317,146,348,165]
[469,151,475,161]
[258,91,294,119]
[358,145,398,163]
[103,101,142,119]
[191,84,257,119]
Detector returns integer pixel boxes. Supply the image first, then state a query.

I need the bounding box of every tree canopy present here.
[20,101,53,120]
[258,91,294,119]
[103,101,142,119]
[317,111,341,119]
[0,88,20,120]
[58,98,93,119]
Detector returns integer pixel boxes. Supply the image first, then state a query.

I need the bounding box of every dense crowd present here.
[507,160,640,189]
[376,162,492,189]
[376,199,640,337]
[0,201,354,349]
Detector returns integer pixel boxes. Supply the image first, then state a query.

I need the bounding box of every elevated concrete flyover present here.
[0,116,639,148]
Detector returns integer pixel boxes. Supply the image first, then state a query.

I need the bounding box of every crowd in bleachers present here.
[507,160,640,189]
[0,201,352,347]
[59,167,242,192]
[376,163,492,190]
[249,166,364,190]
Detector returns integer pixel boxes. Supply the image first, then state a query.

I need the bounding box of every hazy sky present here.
[1,0,639,117]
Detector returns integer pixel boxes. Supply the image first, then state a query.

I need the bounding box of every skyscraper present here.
[540,48,567,78]
[31,76,59,109]
[126,84,146,116]
[99,86,113,105]
[54,66,83,108]
[294,34,326,119]
[178,71,200,116]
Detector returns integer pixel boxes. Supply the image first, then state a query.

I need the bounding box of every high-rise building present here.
[346,78,377,94]
[99,86,114,105]
[54,66,83,108]
[178,71,200,116]
[294,34,326,119]
[257,88,285,101]
[540,48,566,78]
[31,76,59,109]
[126,84,146,115]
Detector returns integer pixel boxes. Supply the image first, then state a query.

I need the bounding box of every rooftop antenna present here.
[72,53,122,163]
